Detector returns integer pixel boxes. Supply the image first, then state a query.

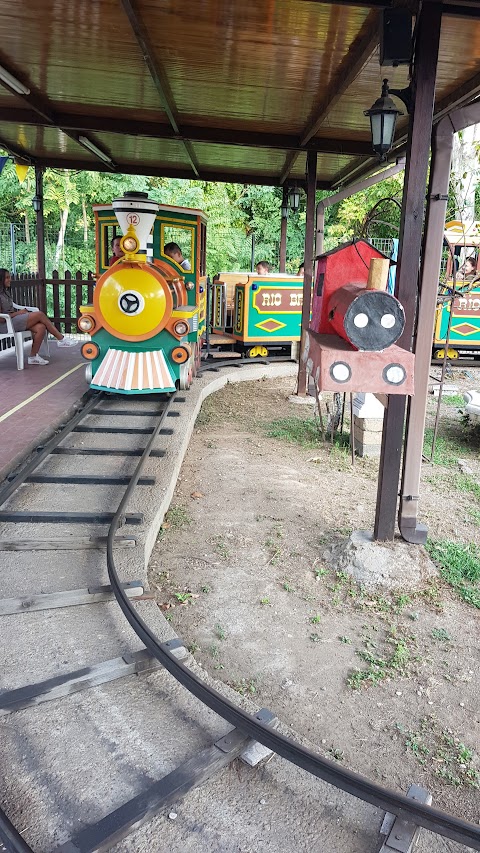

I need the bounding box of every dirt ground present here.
[149,370,480,824]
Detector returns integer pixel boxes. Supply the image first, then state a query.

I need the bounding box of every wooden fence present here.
[1,270,95,353]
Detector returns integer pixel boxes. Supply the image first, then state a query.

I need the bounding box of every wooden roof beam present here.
[0,135,34,164]
[279,9,380,184]
[120,0,200,178]
[35,156,333,188]
[0,108,373,157]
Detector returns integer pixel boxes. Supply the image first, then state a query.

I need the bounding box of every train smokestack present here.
[112,191,160,253]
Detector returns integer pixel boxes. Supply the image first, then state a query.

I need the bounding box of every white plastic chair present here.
[0,303,50,370]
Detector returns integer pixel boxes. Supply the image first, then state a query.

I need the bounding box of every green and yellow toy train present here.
[79,192,207,393]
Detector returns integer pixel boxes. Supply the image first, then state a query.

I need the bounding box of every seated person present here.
[459,256,478,280]
[164,242,191,271]
[0,267,77,365]
[109,235,124,266]
[256,260,270,275]
[297,262,305,277]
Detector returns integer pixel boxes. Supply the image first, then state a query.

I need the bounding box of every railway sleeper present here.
[53,709,278,853]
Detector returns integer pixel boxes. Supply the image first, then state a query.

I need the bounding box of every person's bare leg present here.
[26,311,63,341]
[30,322,47,356]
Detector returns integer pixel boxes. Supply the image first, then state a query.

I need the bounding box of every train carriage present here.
[210,272,303,358]
[433,221,480,360]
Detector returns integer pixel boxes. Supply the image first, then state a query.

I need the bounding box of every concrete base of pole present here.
[326,530,437,592]
[288,394,316,405]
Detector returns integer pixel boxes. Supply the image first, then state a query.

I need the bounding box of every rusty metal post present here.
[279,185,288,273]
[34,165,47,313]
[374,0,443,541]
[297,150,317,395]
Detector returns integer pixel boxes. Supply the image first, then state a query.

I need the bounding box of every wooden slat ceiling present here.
[0,0,479,189]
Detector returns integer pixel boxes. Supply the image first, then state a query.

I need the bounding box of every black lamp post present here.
[365,78,404,160]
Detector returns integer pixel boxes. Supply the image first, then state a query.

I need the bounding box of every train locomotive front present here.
[80,192,201,394]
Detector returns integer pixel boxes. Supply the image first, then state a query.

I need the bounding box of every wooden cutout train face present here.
[306,240,414,395]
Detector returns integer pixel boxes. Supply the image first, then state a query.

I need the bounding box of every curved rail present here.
[106,392,480,851]
[0,807,34,853]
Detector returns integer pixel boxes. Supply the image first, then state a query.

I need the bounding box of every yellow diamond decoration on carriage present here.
[451,322,478,337]
[255,318,286,333]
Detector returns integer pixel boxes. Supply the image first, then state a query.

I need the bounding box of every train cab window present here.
[200,222,207,276]
[161,224,195,272]
[101,224,120,270]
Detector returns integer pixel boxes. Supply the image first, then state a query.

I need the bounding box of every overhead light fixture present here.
[32,194,42,213]
[78,135,113,164]
[0,64,30,95]
[281,201,289,219]
[288,185,300,214]
[364,78,404,161]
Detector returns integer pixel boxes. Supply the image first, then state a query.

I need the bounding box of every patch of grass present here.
[214,624,227,640]
[347,631,413,690]
[339,635,352,644]
[327,747,345,761]
[401,716,479,789]
[201,585,210,594]
[174,591,193,604]
[309,614,321,624]
[442,394,466,407]
[431,627,451,642]
[158,504,192,538]
[467,507,480,525]
[425,539,480,609]
[231,677,257,696]
[187,641,200,655]
[423,428,466,467]
[264,416,321,448]
[209,644,220,658]
[212,536,230,559]
[282,579,295,592]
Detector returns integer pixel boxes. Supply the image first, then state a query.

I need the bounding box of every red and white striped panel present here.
[91,348,176,393]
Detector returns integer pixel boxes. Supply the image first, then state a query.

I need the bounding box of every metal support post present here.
[297,149,317,396]
[34,164,47,312]
[279,185,288,272]
[374,0,443,541]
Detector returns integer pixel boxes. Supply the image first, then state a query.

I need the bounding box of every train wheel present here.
[179,359,193,390]
[435,348,459,360]
[247,345,268,358]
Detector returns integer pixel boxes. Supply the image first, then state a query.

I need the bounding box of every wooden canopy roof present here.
[0,0,479,189]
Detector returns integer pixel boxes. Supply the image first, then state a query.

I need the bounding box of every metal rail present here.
[106,393,480,851]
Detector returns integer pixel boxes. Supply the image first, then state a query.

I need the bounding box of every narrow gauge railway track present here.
[0,363,479,853]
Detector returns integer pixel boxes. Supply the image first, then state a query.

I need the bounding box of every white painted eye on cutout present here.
[331,362,351,383]
[384,364,406,385]
[381,313,396,329]
[353,312,369,328]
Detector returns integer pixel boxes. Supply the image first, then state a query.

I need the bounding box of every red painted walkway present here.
[0,339,88,482]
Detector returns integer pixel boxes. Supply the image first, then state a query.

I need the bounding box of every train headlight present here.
[121,234,139,253]
[174,320,189,336]
[78,314,96,333]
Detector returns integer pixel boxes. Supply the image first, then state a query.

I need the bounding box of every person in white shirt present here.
[164,242,191,271]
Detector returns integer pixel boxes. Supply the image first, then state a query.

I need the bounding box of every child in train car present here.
[256,261,270,275]
[164,242,191,271]
[109,235,124,266]
[0,268,77,365]
[297,262,305,276]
